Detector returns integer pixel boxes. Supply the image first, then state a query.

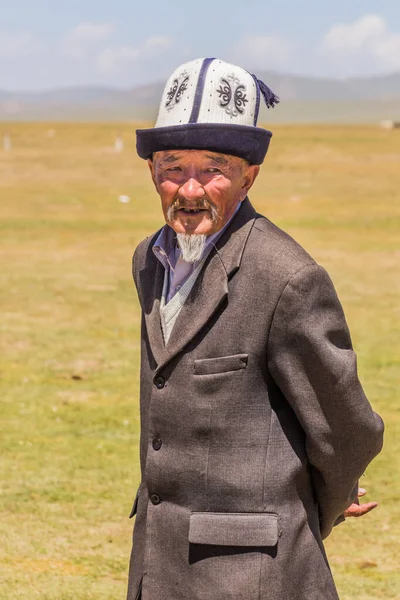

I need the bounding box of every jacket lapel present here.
[138,245,166,367]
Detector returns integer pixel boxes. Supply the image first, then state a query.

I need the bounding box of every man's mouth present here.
[177,207,208,215]
[166,198,219,225]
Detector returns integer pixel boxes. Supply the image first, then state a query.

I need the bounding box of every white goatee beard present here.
[176,233,207,263]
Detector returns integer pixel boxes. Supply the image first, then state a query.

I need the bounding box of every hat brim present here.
[136,123,272,165]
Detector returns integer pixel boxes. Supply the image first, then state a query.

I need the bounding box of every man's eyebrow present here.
[205,154,229,165]
[162,154,180,163]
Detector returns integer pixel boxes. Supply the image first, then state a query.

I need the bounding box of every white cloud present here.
[66,22,115,44]
[62,22,115,58]
[142,35,172,53]
[0,30,42,58]
[320,14,400,75]
[96,35,173,74]
[97,45,139,72]
[229,34,294,71]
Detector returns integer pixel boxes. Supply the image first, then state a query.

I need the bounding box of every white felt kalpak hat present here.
[136,57,279,165]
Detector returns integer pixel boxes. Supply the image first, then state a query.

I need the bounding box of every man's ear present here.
[243,164,260,193]
[147,159,157,186]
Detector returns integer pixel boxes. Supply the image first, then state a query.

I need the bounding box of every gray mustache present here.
[167,197,220,223]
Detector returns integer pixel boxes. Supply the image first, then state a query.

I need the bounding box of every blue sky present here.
[1,0,400,90]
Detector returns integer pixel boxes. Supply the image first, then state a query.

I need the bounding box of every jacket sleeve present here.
[267,263,384,539]
[132,241,147,307]
[132,246,140,290]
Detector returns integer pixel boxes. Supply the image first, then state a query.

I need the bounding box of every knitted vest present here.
[160,257,207,344]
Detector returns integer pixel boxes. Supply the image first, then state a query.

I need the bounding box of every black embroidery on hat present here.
[166,79,179,107]
[165,72,189,111]
[217,73,248,118]
[217,78,232,108]
[175,76,189,102]
[234,85,248,113]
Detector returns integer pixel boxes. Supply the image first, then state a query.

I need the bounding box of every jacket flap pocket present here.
[129,487,140,518]
[188,512,278,546]
[194,354,248,375]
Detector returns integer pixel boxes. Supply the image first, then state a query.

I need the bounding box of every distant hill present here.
[255,71,400,101]
[1,71,399,123]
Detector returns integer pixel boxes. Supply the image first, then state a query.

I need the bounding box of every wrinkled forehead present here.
[152,149,247,168]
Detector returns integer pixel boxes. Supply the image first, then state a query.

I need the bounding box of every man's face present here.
[148,150,260,235]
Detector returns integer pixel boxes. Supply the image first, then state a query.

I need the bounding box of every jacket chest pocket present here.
[193,353,248,376]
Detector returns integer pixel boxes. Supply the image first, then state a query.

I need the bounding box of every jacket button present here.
[152,438,162,451]
[150,493,161,505]
[154,376,165,389]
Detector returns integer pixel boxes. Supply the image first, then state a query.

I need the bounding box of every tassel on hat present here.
[253,77,280,109]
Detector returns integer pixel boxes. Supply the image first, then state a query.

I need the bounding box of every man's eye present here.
[205,168,221,173]
[166,166,182,172]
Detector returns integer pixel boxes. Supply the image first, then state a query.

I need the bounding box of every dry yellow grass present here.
[0,122,399,599]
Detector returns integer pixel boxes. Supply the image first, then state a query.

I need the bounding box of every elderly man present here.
[127,58,384,600]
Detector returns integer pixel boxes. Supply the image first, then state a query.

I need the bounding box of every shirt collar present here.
[152,224,175,270]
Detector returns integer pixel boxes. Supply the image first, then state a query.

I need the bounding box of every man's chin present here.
[169,217,217,236]
[168,221,214,235]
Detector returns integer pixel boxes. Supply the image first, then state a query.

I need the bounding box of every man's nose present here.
[178,177,205,200]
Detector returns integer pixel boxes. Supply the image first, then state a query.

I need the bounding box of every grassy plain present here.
[0,122,399,599]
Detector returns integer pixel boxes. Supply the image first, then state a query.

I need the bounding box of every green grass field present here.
[0,123,399,599]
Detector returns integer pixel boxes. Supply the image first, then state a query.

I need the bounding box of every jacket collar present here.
[139,197,257,372]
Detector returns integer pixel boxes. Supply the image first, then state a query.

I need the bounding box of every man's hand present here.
[344,487,378,518]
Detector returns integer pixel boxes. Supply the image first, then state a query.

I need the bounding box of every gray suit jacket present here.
[127,198,384,600]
